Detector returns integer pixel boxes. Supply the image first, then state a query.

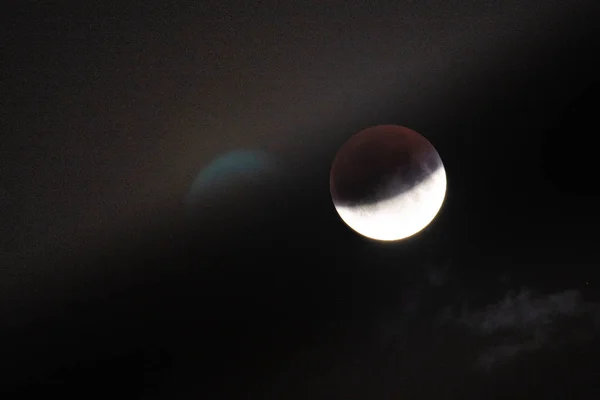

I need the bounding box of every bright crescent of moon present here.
[330,125,447,242]
[334,167,446,241]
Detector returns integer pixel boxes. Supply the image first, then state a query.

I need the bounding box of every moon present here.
[330,125,446,241]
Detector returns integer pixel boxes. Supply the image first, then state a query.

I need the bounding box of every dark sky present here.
[2,1,599,398]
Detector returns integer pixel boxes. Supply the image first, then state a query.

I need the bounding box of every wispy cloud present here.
[376,264,599,373]
[459,289,587,333]
[449,288,600,370]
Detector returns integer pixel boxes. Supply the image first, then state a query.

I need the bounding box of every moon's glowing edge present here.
[333,166,447,241]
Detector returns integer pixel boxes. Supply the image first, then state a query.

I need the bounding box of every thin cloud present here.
[475,341,541,371]
[459,289,586,334]
[451,288,600,370]
[377,267,599,373]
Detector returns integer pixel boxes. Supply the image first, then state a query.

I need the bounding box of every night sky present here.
[2,1,600,398]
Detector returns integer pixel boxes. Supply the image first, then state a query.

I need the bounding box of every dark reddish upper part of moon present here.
[330,125,442,207]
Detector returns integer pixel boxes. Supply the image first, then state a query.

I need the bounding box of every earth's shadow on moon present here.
[330,125,444,208]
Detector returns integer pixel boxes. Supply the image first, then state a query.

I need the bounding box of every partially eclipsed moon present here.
[330,125,446,241]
